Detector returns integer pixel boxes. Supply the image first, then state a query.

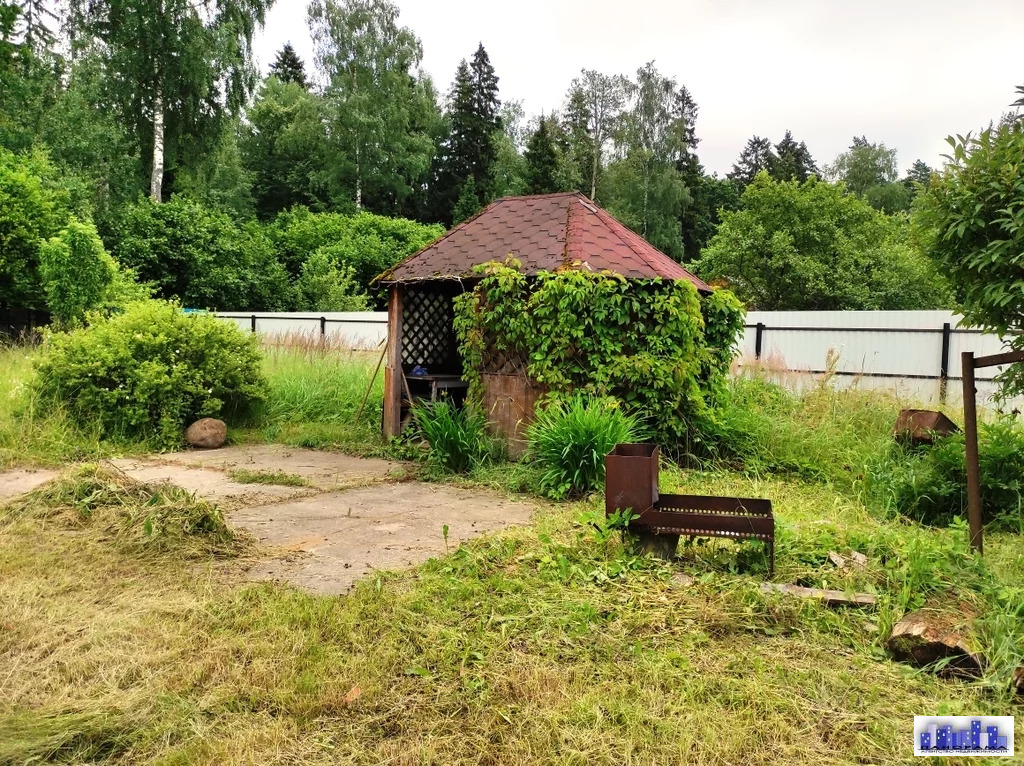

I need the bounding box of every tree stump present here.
[887,607,984,678]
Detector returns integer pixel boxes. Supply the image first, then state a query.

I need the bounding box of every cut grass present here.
[1,467,1021,764]
[228,468,310,487]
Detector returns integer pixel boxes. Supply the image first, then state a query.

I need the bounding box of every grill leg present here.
[769,540,775,577]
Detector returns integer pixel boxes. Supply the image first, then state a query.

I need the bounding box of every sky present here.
[253,0,1024,177]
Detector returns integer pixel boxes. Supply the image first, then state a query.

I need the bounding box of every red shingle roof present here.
[378,192,710,291]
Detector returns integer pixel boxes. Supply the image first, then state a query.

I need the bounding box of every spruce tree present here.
[432,44,502,223]
[561,86,593,194]
[452,175,481,223]
[524,117,559,194]
[769,130,817,182]
[728,136,775,187]
[269,43,308,88]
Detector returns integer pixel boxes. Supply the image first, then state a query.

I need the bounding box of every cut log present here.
[759,582,876,607]
[887,608,984,678]
[1013,666,1024,696]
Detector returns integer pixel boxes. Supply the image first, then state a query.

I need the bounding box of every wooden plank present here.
[759,582,876,607]
[382,286,404,438]
[972,350,1024,369]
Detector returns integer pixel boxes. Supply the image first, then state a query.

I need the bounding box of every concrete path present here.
[0,445,536,594]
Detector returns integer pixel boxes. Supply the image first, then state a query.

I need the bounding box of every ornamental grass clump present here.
[412,399,494,474]
[31,300,267,449]
[526,395,643,499]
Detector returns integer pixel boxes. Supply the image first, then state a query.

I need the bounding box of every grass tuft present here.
[228,468,310,487]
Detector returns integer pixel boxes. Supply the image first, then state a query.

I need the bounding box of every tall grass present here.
[255,341,385,452]
[0,346,123,468]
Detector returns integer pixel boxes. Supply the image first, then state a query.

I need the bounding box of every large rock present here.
[887,607,984,678]
[185,418,227,449]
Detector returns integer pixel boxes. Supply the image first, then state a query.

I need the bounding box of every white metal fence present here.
[217,309,1019,405]
[215,311,387,349]
[740,311,1016,405]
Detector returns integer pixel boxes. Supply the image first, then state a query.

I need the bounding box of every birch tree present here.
[308,0,436,214]
[68,0,272,202]
[569,69,626,200]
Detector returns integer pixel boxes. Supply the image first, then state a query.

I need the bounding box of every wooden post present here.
[961,351,983,554]
[383,286,404,438]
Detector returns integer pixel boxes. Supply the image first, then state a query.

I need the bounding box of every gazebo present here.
[376,192,710,442]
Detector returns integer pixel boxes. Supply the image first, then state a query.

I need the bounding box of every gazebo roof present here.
[378,192,710,291]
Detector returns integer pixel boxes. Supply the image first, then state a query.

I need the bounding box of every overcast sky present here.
[253,0,1024,177]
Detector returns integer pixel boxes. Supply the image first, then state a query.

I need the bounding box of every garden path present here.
[0,445,536,595]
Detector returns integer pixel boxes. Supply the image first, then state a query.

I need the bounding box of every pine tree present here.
[728,136,775,187]
[269,42,308,88]
[561,86,593,194]
[452,175,480,224]
[769,130,817,182]
[524,117,559,195]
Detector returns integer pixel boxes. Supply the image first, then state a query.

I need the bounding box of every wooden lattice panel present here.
[481,330,526,376]
[402,286,458,370]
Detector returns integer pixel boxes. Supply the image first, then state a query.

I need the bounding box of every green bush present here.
[868,417,1024,532]
[38,220,119,327]
[412,399,493,474]
[106,196,292,311]
[32,301,268,448]
[526,395,643,499]
[0,147,74,310]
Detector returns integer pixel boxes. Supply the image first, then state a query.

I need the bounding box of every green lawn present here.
[1,342,1021,764]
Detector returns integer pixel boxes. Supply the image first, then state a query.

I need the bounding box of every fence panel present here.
[214,311,388,349]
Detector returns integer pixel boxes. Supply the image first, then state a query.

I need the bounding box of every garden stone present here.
[887,607,984,678]
[185,418,227,449]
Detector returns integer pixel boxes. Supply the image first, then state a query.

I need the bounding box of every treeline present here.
[1,0,952,314]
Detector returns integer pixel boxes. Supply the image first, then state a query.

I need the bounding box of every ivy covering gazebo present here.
[375,192,724,448]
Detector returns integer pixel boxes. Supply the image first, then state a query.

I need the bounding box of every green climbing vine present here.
[453,259,745,450]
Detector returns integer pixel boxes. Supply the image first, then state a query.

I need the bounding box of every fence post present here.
[320,316,327,336]
[938,321,952,403]
[754,323,765,360]
[961,351,983,554]
[250,314,257,333]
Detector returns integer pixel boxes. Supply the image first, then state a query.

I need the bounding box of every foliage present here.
[67,0,273,201]
[867,418,1024,532]
[452,176,481,224]
[31,300,268,448]
[308,0,438,214]
[454,261,745,451]
[296,249,368,312]
[272,206,443,292]
[269,43,308,88]
[412,399,493,474]
[768,130,818,182]
[914,123,1024,396]
[696,173,951,310]
[106,196,292,311]
[38,220,119,327]
[526,395,643,499]
[524,117,561,195]
[241,76,332,218]
[0,147,74,309]
[728,135,774,187]
[431,45,501,223]
[825,136,906,211]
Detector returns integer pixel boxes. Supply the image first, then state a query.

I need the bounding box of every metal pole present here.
[939,322,951,404]
[961,351,983,554]
[755,323,765,360]
[250,314,257,333]
[320,316,326,336]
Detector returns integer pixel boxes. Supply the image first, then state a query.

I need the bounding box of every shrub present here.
[38,220,119,327]
[412,399,492,474]
[526,395,643,499]
[31,301,268,449]
[868,417,1024,532]
[106,196,292,311]
[296,248,368,311]
[0,147,74,310]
